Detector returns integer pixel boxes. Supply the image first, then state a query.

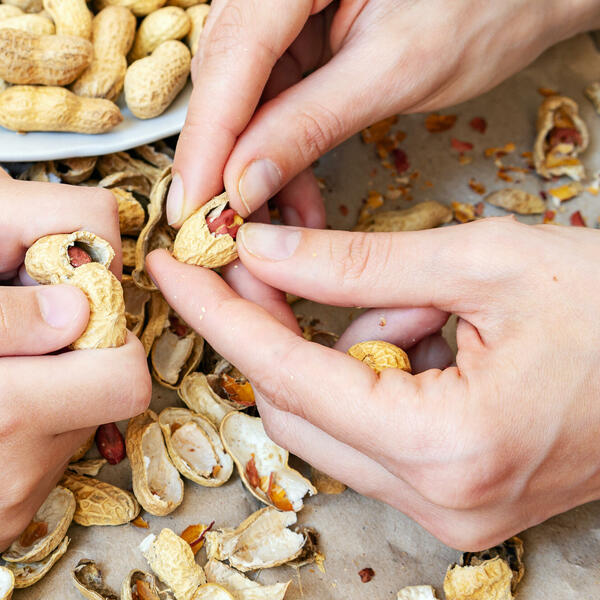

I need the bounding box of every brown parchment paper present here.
[13,33,600,600]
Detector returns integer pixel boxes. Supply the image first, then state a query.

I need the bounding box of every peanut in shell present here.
[71,559,119,600]
[347,340,411,374]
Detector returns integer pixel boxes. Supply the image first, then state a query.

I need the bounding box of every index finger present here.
[167,0,324,227]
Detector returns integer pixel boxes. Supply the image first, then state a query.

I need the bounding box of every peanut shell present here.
[173,193,239,269]
[354,200,452,232]
[140,528,206,600]
[98,150,164,189]
[2,486,75,564]
[310,467,346,495]
[0,14,55,34]
[94,0,167,17]
[113,188,146,235]
[42,0,92,39]
[158,407,233,487]
[67,458,107,477]
[192,584,233,600]
[485,188,546,215]
[126,410,184,516]
[70,433,95,463]
[185,3,209,56]
[56,156,97,184]
[122,275,151,337]
[60,472,140,526]
[585,82,600,114]
[205,508,306,572]
[178,372,235,427]
[347,340,411,373]
[0,5,24,18]
[71,559,119,600]
[0,566,14,600]
[444,557,512,600]
[220,412,316,512]
[4,536,69,588]
[122,237,136,270]
[397,586,439,599]
[140,292,171,354]
[121,570,164,600]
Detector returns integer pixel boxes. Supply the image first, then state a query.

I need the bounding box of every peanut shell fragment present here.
[123,275,151,337]
[60,472,140,526]
[310,467,346,495]
[71,559,119,600]
[347,340,411,374]
[178,372,236,427]
[444,557,512,600]
[485,189,546,215]
[397,586,439,599]
[0,566,14,600]
[121,570,164,600]
[67,458,107,477]
[354,201,452,232]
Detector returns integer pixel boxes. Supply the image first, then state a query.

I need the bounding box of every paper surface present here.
[12,33,600,600]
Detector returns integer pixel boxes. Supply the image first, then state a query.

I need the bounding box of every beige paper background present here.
[13,33,600,599]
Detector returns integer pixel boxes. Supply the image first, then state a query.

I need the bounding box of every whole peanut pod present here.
[71,6,136,101]
[0,14,55,35]
[186,3,209,56]
[129,6,190,61]
[43,0,93,39]
[0,29,92,86]
[1,0,43,13]
[125,40,190,119]
[0,86,123,134]
[94,0,166,17]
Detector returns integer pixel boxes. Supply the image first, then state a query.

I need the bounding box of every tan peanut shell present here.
[192,584,234,600]
[0,85,122,133]
[60,472,140,526]
[354,200,452,232]
[533,95,588,181]
[140,529,206,600]
[158,407,233,487]
[485,188,546,215]
[444,557,512,600]
[310,467,346,495]
[0,566,14,600]
[585,82,600,114]
[95,0,167,17]
[129,6,191,61]
[140,292,170,354]
[71,6,136,101]
[178,372,236,427]
[113,188,146,235]
[43,0,92,38]
[205,508,306,572]
[133,167,175,290]
[2,486,75,564]
[185,3,209,55]
[347,340,412,373]
[220,412,316,512]
[123,274,151,336]
[0,29,92,85]
[67,458,107,477]
[173,193,239,269]
[2,0,43,13]
[126,410,184,516]
[71,559,119,600]
[70,433,95,462]
[0,79,8,93]
[397,586,439,600]
[121,569,164,600]
[125,40,191,119]
[0,5,24,19]
[56,156,97,184]
[98,150,164,190]
[0,14,54,34]
[4,536,69,589]
[204,559,290,600]
[169,0,207,7]
[134,142,174,169]
[122,237,136,269]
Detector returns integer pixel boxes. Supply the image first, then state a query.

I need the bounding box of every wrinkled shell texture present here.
[444,558,512,600]
[485,188,545,215]
[178,372,235,427]
[397,586,439,600]
[533,95,589,180]
[126,410,184,515]
[0,566,14,600]
[95,0,167,17]
[140,292,170,354]
[43,0,93,38]
[185,3,209,55]
[220,412,316,511]
[347,340,412,373]
[141,528,206,600]
[0,85,122,133]
[173,193,238,268]
[192,584,233,600]
[205,508,305,572]
[205,559,290,600]
[67,458,107,477]
[4,536,69,588]
[3,486,75,564]
[354,201,452,232]
[125,40,190,119]
[0,14,55,35]
[71,559,119,600]
[159,407,233,486]
[0,29,92,85]
[60,472,140,526]
[114,188,146,235]
[57,156,97,183]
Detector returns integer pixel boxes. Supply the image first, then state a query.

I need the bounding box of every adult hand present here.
[0,177,151,551]
[167,0,600,228]
[147,217,600,550]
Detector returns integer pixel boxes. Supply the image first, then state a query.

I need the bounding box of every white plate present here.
[0,82,191,162]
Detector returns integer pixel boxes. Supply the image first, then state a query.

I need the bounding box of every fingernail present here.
[238,159,281,213]
[38,285,84,329]
[238,223,301,261]
[280,205,303,227]
[167,173,185,226]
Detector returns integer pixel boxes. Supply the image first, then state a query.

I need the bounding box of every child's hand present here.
[0,177,151,550]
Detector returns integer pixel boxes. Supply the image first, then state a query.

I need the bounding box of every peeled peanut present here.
[94,0,167,17]
[0,86,122,133]
[71,6,136,101]
[125,40,190,119]
[0,14,55,34]
[186,3,209,56]
[129,6,190,61]
[43,0,93,39]
[0,29,92,86]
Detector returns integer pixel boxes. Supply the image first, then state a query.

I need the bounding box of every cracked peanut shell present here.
[67,458,107,477]
[173,193,239,269]
[3,486,75,564]
[71,559,119,600]
[0,566,14,600]
[112,187,146,235]
[121,569,165,600]
[122,275,151,337]
[60,472,140,526]
[205,508,306,572]
[178,372,236,427]
[140,291,171,355]
[220,412,316,512]
[347,340,411,373]
[444,557,512,600]
[140,528,206,600]
[126,410,184,516]
[485,189,545,215]
[354,201,452,232]
[158,407,233,487]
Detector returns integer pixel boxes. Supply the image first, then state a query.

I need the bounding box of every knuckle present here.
[90,187,119,228]
[202,3,246,61]
[293,104,343,164]
[332,232,390,286]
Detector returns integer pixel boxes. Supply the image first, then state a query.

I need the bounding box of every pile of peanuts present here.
[0,0,209,133]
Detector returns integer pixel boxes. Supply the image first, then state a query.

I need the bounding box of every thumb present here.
[0,285,89,356]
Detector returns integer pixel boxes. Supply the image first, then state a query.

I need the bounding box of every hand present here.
[166,0,600,228]
[0,176,151,551]
[147,217,600,550]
